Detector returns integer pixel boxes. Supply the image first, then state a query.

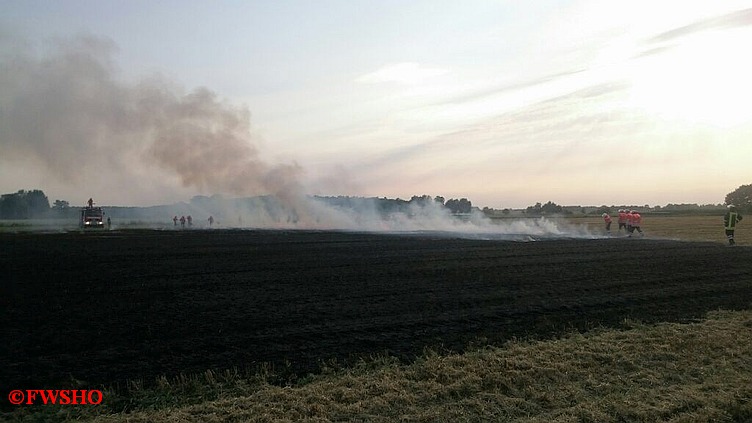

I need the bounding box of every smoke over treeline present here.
[0,33,598,239]
[0,34,300,201]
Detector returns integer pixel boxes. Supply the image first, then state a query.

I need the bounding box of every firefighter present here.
[724,205,743,246]
[625,209,633,233]
[602,213,612,233]
[618,209,628,232]
[629,210,643,236]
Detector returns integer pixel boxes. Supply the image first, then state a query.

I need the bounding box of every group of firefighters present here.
[602,209,644,237]
[600,205,744,245]
[172,215,216,228]
[173,215,193,228]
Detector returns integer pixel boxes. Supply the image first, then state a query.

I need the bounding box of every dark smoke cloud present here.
[0,33,299,199]
[144,86,302,196]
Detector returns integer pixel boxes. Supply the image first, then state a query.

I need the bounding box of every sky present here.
[1,1,751,209]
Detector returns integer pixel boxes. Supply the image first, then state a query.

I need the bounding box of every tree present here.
[0,192,27,219]
[445,198,472,214]
[525,202,539,214]
[0,190,50,219]
[409,195,433,206]
[526,201,566,215]
[26,190,50,214]
[540,201,565,215]
[53,200,70,210]
[725,184,752,212]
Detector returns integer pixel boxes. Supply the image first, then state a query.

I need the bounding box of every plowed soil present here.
[2,230,751,396]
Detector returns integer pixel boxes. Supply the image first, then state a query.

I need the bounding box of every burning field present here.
[2,228,752,404]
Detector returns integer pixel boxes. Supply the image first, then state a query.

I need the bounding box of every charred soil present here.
[2,230,751,397]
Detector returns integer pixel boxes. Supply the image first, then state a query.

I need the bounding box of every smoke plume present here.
[0,34,299,201]
[0,33,598,240]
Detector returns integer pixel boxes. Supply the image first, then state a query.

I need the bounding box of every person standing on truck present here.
[88,198,94,208]
[724,205,743,246]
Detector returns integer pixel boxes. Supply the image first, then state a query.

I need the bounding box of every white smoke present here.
[0,33,598,240]
[182,195,600,241]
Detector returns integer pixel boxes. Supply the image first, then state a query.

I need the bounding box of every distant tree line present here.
[524,201,568,216]
[0,190,51,219]
[2,184,749,220]
[316,195,474,215]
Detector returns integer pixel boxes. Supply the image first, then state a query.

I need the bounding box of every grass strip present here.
[7,309,751,422]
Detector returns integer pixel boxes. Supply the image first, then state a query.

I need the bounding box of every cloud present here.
[355,62,448,85]
[428,68,587,107]
[647,7,752,44]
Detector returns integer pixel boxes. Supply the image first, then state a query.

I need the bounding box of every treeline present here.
[0,190,478,221]
[315,195,474,214]
[481,201,731,217]
[0,190,52,219]
[3,185,749,220]
[0,190,85,219]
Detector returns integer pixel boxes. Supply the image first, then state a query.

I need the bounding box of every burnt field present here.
[2,229,752,396]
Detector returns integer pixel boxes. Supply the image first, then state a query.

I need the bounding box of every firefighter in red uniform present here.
[629,210,643,236]
[618,209,628,232]
[625,210,633,233]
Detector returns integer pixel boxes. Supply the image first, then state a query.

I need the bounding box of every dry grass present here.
[9,310,746,423]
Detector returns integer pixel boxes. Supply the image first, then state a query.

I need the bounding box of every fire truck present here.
[80,206,105,229]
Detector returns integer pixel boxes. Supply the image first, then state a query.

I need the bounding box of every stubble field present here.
[2,215,751,412]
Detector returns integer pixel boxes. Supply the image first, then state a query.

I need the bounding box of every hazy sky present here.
[1,1,751,208]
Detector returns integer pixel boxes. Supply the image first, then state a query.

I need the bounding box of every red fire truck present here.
[80,206,105,229]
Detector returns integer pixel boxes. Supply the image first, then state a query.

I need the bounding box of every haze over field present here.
[1,1,751,210]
